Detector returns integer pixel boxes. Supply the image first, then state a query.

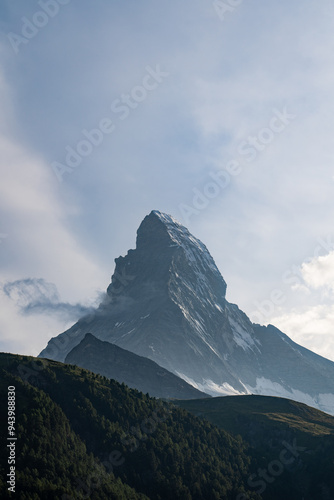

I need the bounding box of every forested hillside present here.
[0,353,259,499]
[1,353,334,499]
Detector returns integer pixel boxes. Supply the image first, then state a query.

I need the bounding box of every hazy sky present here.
[1,0,334,361]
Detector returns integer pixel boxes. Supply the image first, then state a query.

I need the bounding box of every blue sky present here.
[0,0,334,360]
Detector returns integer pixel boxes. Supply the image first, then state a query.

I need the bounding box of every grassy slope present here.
[177,396,334,436]
[174,395,334,442]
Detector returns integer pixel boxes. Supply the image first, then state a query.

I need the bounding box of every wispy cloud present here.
[2,278,95,318]
[0,278,102,356]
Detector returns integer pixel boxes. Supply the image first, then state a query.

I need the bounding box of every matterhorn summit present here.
[40,210,334,414]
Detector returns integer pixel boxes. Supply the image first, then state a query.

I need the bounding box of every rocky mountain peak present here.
[105,211,228,327]
[39,211,334,415]
[136,210,174,252]
[137,210,222,275]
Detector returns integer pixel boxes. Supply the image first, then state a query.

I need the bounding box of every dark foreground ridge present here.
[1,352,334,499]
[65,333,209,399]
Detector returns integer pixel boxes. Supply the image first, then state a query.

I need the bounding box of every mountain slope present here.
[65,333,209,399]
[0,352,260,500]
[175,395,334,442]
[2,353,334,499]
[39,210,334,415]
[174,395,334,500]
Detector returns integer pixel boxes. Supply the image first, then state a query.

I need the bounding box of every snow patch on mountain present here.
[176,372,249,397]
[245,377,334,415]
[226,302,260,352]
[229,317,256,351]
[152,211,220,274]
[318,394,334,416]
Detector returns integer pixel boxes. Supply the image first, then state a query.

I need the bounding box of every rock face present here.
[65,333,209,399]
[40,210,334,414]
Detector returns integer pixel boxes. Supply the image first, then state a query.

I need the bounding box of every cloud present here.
[2,278,96,319]
[253,247,334,362]
[0,278,102,356]
[0,47,107,355]
[271,305,334,362]
[0,48,106,303]
[0,128,106,302]
[301,251,334,294]
[3,278,60,307]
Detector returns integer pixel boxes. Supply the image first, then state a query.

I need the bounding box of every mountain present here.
[39,210,334,415]
[65,333,209,399]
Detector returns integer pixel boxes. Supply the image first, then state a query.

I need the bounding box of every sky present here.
[0,0,334,361]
